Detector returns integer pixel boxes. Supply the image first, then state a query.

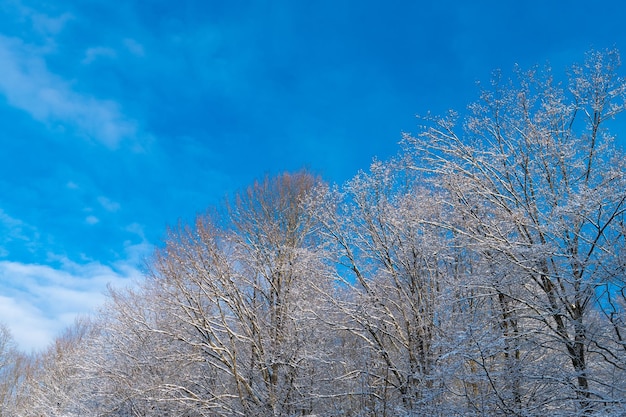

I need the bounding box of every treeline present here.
[3,50,626,416]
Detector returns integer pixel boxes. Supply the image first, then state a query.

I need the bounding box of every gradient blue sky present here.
[1,0,625,350]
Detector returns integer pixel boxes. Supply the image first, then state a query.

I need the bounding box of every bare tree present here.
[0,324,32,417]
[103,172,337,416]
[17,317,101,417]
[313,159,454,415]
[405,49,626,415]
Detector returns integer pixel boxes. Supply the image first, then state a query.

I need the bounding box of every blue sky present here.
[1,0,625,351]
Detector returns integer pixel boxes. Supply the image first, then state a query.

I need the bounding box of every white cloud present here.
[85,215,99,225]
[0,35,140,148]
[0,209,30,241]
[0,295,56,351]
[97,196,121,212]
[6,0,74,37]
[0,209,39,256]
[0,255,145,352]
[123,38,145,57]
[30,11,73,36]
[82,46,117,64]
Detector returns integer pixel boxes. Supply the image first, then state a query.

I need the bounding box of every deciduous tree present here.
[405,49,626,415]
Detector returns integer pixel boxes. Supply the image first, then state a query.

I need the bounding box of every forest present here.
[1,50,626,416]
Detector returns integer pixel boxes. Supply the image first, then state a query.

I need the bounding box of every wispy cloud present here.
[97,196,121,212]
[0,209,40,257]
[123,38,145,57]
[4,0,74,38]
[28,10,73,37]
[85,215,100,225]
[0,35,140,148]
[0,295,56,351]
[0,251,146,352]
[82,46,117,64]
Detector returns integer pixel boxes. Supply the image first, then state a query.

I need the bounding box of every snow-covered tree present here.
[405,49,626,415]
[101,172,339,416]
[0,324,31,416]
[313,158,455,415]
